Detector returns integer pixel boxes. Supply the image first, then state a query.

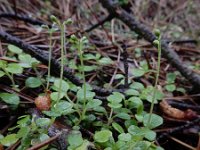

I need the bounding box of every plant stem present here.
[2,68,16,88]
[6,72,15,87]
[46,30,53,91]
[107,108,113,125]
[148,36,161,125]
[57,24,65,102]
[79,40,87,121]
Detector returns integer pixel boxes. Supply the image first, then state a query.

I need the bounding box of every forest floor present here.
[0,0,199,150]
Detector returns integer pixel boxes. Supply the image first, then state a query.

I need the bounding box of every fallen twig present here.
[157,116,200,141]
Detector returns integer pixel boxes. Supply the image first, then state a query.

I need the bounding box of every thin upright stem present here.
[57,25,65,102]
[79,40,87,121]
[107,108,113,125]
[148,36,162,125]
[46,31,53,91]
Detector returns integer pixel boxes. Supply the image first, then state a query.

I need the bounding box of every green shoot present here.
[148,29,162,126]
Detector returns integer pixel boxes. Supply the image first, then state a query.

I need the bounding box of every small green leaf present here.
[8,44,22,54]
[5,63,23,74]
[131,68,145,77]
[130,82,144,90]
[86,99,102,109]
[98,57,113,65]
[108,103,122,109]
[144,129,156,141]
[76,140,93,150]
[112,122,124,133]
[128,97,143,114]
[17,126,30,138]
[125,89,139,96]
[79,65,97,72]
[176,87,186,93]
[25,77,42,88]
[165,84,176,92]
[54,101,73,114]
[166,73,176,83]
[107,92,124,103]
[0,71,5,78]
[18,54,39,68]
[35,118,51,127]
[118,133,131,142]
[0,93,20,106]
[39,133,49,142]
[0,60,7,68]
[94,130,112,143]
[77,89,95,102]
[17,115,30,127]
[50,92,65,101]
[68,131,83,148]
[53,79,69,92]
[0,134,19,147]
[143,114,163,129]
[128,125,145,136]
[115,113,130,120]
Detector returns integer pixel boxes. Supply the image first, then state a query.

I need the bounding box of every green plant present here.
[50,15,72,102]
[41,24,56,92]
[147,29,162,126]
[0,17,165,149]
[0,59,23,89]
[164,72,186,93]
[71,35,88,121]
[0,115,52,149]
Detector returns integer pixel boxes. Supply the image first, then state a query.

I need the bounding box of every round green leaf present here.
[131,68,145,77]
[50,92,65,101]
[39,133,49,142]
[55,101,73,113]
[94,130,112,143]
[165,84,176,92]
[118,133,131,142]
[53,79,69,92]
[128,125,145,136]
[125,89,139,96]
[0,134,19,147]
[0,93,20,106]
[8,44,22,54]
[115,113,130,120]
[144,129,156,141]
[77,89,95,102]
[68,131,83,148]
[166,73,176,83]
[25,77,42,88]
[130,82,144,90]
[36,118,51,127]
[98,57,113,65]
[107,92,124,103]
[143,114,163,129]
[86,99,102,109]
[5,63,23,74]
[108,102,122,109]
